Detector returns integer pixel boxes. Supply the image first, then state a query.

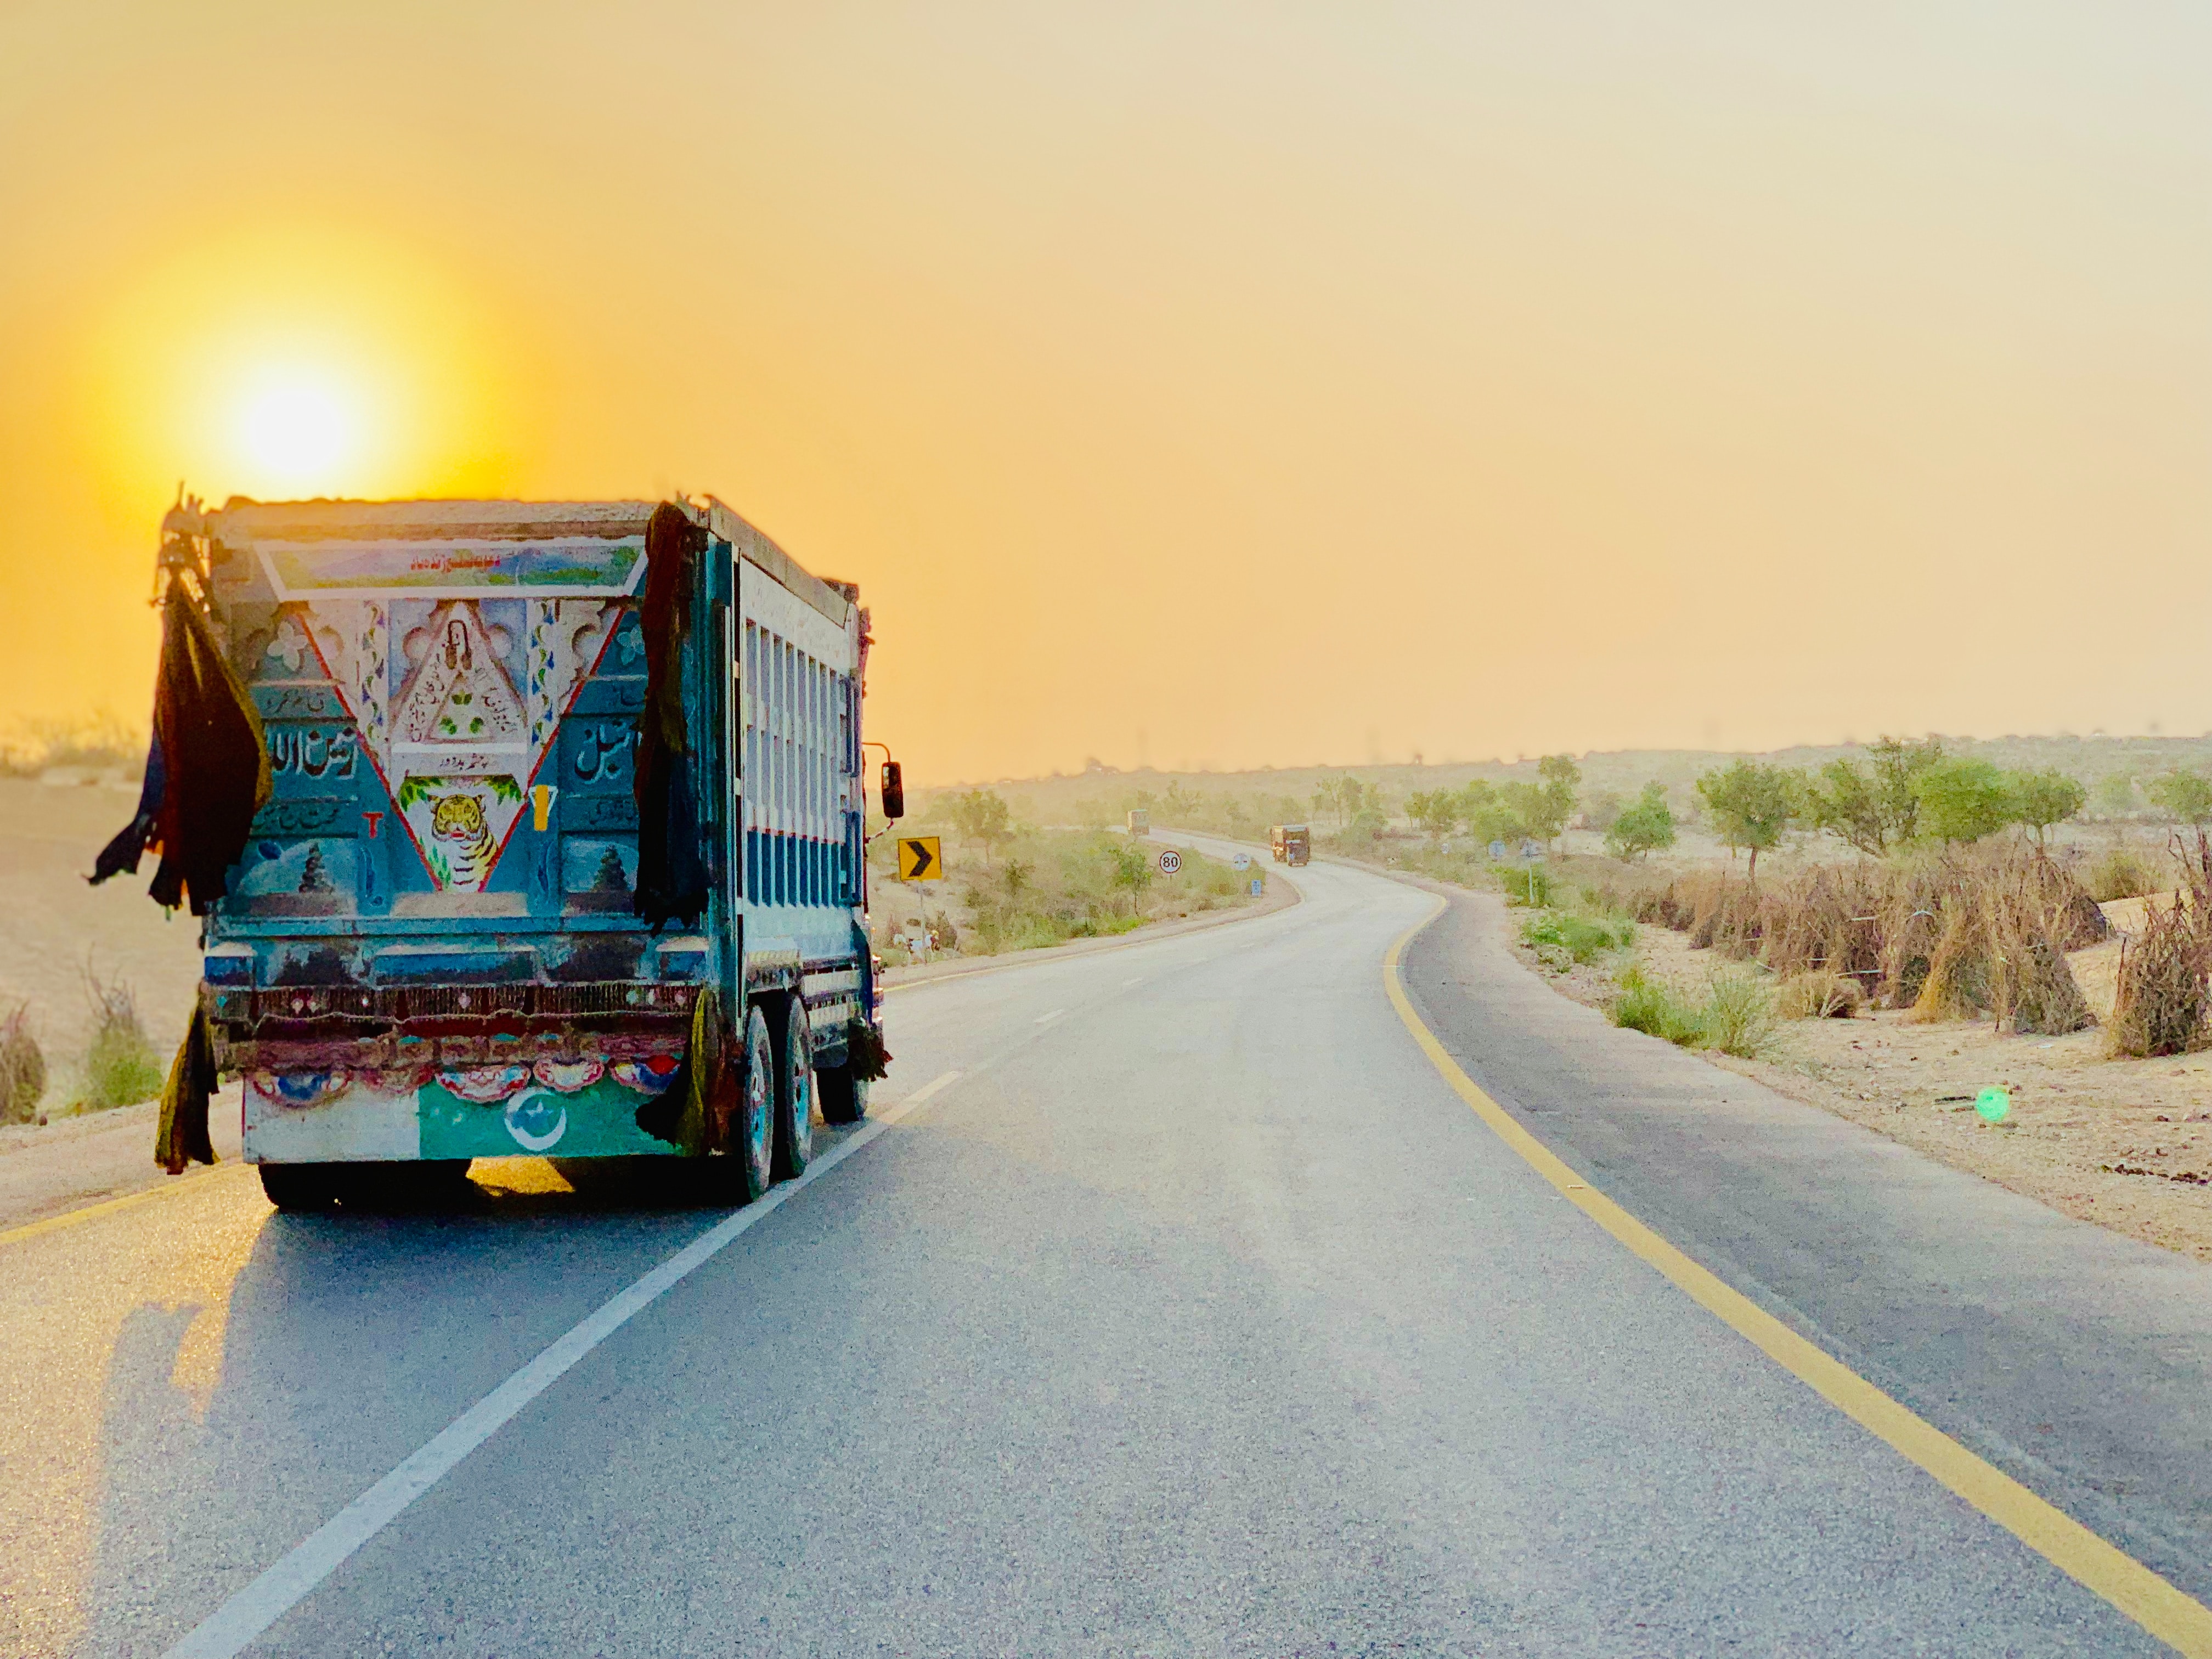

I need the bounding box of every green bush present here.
[1522,913,1634,964]
[1494,864,1555,907]
[1604,782,1677,862]
[76,969,163,1113]
[1702,971,1778,1058]
[1609,964,1776,1058]
[1611,966,1707,1046]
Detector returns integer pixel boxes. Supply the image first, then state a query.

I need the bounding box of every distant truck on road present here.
[108,495,897,1210]
[1126,809,1150,837]
[1269,823,1310,866]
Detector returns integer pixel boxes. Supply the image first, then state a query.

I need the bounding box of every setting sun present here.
[237,372,357,494]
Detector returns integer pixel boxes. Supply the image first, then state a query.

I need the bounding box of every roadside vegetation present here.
[74,962,165,1112]
[912,737,2212,1059]
[0,1003,43,1124]
[871,790,1263,964]
[0,710,143,779]
[0,960,168,1128]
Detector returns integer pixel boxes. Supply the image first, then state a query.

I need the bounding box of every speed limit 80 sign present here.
[1158,849,1182,874]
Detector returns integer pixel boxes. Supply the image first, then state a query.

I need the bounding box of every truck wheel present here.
[259,1163,343,1211]
[771,995,815,1179]
[818,1065,867,1125]
[712,1001,776,1203]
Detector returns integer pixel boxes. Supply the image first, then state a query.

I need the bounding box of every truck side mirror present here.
[879,759,905,821]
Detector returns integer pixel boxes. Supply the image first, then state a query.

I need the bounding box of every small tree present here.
[1461,780,1528,851]
[1696,760,1800,881]
[2146,769,2212,832]
[1406,789,1457,843]
[949,789,1013,858]
[1912,758,2016,846]
[1808,736,1944,857]
[1107,842,1154,916]
[1536,754,1581,847]
[1605,783,1677,862]
[2008,769,2087,851]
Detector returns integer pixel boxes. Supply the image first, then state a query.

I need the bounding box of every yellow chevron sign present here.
[897,836,943,881]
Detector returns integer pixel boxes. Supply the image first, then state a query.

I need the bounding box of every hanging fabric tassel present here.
[155,1005,219,1175]
[636,987,720,1153]
[91,579,272,915]
[631,501,709,930]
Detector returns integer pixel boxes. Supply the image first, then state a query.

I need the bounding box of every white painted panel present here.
[245,1081,422,1163]
[740,561,852,669]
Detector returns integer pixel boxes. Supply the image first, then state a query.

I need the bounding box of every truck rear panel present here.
[196,498,872,1164]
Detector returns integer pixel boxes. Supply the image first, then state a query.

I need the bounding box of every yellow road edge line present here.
[1384,900,2212,1659]
[0,1160,250,1249]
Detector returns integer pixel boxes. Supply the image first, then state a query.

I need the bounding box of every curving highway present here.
[0,847,2203,1656]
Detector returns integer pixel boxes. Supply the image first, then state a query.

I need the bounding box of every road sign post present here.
[896,836,944,882]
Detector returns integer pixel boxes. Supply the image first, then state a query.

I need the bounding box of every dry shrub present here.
[1910,898,1993,1022]
[1570,866,1676,926]
[1777,970,1862,1020]
[2108,898,2211,1056]
[1900,848,2095,1032]
[1985,855,2097,1035]
[2108,831,2212,1057]
[2056,888,2111,950]
[2086,846,2161,903]
[0,1003,44,1124]
[1643,846,2103,1025]
[1678,872,1760,953]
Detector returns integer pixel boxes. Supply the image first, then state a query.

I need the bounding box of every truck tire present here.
[817,1065,867,1125]
[259,1163,343,1211]
[770,995,815,1180]
[708,1001,775,1204]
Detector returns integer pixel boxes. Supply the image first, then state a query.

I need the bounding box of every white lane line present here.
[162,1069,962,1659]
[1034,1008,1065,1025]
[898,1070,962,1110]
[1122,977,1143,987]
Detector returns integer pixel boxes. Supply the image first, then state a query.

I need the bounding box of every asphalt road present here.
[0,849,2194,1656]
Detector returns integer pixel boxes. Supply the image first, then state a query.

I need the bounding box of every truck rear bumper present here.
[243,1058,686,1164]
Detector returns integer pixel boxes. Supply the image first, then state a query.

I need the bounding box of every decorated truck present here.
[97,494,897,1210]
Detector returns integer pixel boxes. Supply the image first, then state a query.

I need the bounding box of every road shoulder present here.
[0,1088,245,1234]
[1401,882,2212,1613]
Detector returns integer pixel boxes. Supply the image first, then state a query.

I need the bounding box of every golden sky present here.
[3,3,2208,783]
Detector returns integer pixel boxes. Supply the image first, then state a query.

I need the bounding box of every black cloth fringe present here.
[91,581,270,915]
[632,503,710,930]
[155,1005,219,1175]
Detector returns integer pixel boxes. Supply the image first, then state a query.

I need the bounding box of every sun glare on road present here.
[238,373,356,493]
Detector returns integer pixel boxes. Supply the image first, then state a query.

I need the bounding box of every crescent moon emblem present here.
[503,1088,569,1153]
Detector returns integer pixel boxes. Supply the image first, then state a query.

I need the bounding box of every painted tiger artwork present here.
[430,793,498,888]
